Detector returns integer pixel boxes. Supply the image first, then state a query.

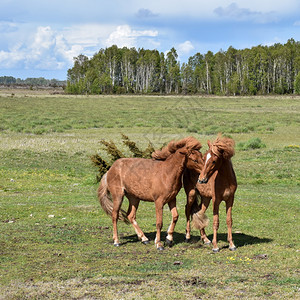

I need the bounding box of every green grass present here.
[0,91,299,299]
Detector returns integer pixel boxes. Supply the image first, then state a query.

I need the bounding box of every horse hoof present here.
[185,238,191,243]
[157,246,165,251]
[212,248,220,253]
[165,238,174,247]
[229,246,237,251]
[204,240,211,245]
[142,240,150,245]
[114,243,121,247]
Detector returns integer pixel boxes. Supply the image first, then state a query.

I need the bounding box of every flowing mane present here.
[152,137,202,160]
[211,136,235,160]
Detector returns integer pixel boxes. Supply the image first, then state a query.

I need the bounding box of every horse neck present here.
[164,152,186,179]
[217,158,236,184]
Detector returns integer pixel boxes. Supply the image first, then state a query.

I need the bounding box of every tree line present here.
[0,76,66,87]
[66,39,300,95]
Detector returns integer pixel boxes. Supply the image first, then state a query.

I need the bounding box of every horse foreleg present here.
[185,189,195,242]
[127,198,149,244]
[212,200,220,252]
[226,198,236,251]
[155,201,164,250]
[166,199,179,247]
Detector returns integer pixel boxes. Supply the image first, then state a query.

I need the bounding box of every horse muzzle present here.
[198,177,208,184]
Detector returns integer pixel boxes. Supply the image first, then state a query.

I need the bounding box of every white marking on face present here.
[205,153,211,165]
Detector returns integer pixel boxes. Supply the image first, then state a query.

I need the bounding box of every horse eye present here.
[212,160,216,164]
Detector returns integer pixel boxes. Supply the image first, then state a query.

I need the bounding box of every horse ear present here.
[207,140,212,148]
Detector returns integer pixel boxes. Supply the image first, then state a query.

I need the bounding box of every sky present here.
[1,0,300,80]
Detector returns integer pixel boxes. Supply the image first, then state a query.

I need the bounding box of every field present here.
[0,90,299,299]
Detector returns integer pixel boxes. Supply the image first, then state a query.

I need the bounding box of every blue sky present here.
[1,0,300,80]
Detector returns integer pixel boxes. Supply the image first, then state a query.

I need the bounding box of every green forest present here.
[0,76,65,87]
[66,38,300,95]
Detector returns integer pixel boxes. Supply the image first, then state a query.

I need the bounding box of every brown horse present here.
[98,137,203,250]
[183,136,237,252]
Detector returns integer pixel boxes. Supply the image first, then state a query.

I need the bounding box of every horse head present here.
[198,137,235,184]
[180,148,204,173]
[170,137,203,173]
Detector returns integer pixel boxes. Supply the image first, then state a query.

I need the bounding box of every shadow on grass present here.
[122,231,186,245]
[122,231,272,249]
[206,232,273,249]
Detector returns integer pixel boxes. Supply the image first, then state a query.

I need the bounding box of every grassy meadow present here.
[0,90,299,299]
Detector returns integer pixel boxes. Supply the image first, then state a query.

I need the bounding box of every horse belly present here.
[124,178,157,202]
[125,179,179,203]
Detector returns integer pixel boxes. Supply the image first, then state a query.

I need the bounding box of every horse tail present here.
[98,172,129,224]
[191,190,209,229]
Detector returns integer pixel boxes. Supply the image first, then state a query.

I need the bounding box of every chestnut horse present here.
[183,136,237,252]
[98,137,203,250]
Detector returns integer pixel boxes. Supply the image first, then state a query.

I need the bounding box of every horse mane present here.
[152,137,202,160]
[211,136,235,160]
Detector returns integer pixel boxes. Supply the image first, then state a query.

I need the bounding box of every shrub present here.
[90,154,111,182]
[99,139,124,161]
[237,138,266,150]
[92,134,156,182]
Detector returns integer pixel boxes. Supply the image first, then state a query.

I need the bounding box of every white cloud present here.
[0,23,160,73]
[0,48,24,68]
[105,25,158,48]
[177,41,195,55]
[0,26,72,71]
[61,24,114,47]
[29,27,55,60]
[55,35,84,63]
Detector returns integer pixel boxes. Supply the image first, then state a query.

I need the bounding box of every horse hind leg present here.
[198,196,211,245]
[226,198,236,251]
[185,189,196,242]
[165,199,179,247]
[111,190,125,247]
[126,196,149,244]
